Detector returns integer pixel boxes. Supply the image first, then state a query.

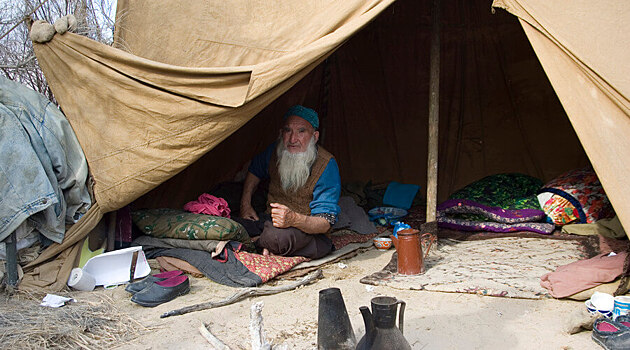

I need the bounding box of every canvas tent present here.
[19,0,629,291]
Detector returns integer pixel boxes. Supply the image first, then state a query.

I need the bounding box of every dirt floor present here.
[68,247,597,350]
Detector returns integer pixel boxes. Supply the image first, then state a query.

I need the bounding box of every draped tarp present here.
[22,0,394,290]
[34,0,395,214]
[493,0,630,237]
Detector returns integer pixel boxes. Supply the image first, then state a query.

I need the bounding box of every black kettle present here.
[356,296,411,350]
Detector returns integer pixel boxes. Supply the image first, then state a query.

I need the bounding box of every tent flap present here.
[33,0,395,213]
[493,0,630,236]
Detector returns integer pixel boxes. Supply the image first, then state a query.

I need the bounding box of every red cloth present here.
[183,193,231,218]
[540,251,627,298]
[233,251,308,283]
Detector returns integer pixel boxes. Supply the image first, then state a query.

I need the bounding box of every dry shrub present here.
[0,290,147,350]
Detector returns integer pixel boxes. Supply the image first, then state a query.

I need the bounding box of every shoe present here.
[616,315,630,328]
[125,270,183,295]
[131,275,190,307]
[592,317,630,350]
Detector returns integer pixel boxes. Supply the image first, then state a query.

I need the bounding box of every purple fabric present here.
[438,220,555,234]
[155,275,188,287]
[184,193,231,218]
[153,270,183,279]
[116,205,134,242]
[437,199,554,234]
[438,199,546,223]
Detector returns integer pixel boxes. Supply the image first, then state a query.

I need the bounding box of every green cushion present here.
[131,209,251,244]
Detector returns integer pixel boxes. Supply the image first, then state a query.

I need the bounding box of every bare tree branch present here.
[0,55,35,69]
[160,269,324,319]
[1,0,116,102]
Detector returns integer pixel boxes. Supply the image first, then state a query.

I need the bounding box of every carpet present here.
[360,236,595,299]
[278,230,378,279]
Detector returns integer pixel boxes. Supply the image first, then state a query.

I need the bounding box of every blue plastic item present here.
[382,182,420,210]
[392,221,411,238]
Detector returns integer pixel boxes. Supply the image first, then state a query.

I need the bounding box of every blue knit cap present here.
[283,105,319,129]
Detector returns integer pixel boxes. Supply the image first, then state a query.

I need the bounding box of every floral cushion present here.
[537,167,615,225]
[132,208,251,243]
[541,194,580,225]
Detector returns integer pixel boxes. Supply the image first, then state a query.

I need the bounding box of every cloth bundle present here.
[184,193,231,218]
[540,252,628,298]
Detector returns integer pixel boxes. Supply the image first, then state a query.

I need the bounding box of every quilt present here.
[437,173,554,234]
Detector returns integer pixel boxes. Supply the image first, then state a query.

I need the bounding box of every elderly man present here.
[238,105,341,259]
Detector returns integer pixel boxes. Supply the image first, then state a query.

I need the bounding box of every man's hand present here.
[240,172,261,221]
[270,203,298,228]
[270,203,331,234]
[240,205,259,221]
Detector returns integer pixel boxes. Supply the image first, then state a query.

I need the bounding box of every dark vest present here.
[267,146,334,216]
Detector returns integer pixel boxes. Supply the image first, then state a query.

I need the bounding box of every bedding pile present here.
[436,169,616,235]
[437,173,554,234]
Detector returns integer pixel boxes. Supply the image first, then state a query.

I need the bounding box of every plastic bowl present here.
[368,207,408,225]
[373,237,393,250]
[585,300,597,315]
[585,300,613,318]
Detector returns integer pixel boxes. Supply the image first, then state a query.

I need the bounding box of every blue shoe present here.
[131,275,190,307]
[592,317,630,350]
[125,270,183,294]
[615,315,630,327]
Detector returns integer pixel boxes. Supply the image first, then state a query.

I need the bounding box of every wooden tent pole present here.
[426,0,441,224]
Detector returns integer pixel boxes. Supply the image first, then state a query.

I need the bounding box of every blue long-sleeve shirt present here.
[248,142,341,217]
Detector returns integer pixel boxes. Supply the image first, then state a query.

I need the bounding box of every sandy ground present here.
[71,247,597,350]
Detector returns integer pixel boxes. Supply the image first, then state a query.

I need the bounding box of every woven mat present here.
[360,236,594,299]
[278,229,377,279]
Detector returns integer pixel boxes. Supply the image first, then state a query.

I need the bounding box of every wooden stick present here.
[161,269,323,318]
[426,0,441,223]
[199,323,232,350]
[249,301,271,350]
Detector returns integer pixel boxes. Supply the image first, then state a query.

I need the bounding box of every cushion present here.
[131,208,250,243]
[538,167,615,225]
[541,194,580,225]
[383,181,420,210]
[449,173,543,209]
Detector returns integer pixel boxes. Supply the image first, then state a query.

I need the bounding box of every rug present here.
[390,205,600,256]
[278,230,378,279]
[233,251,308,283]
[360,236,594,299]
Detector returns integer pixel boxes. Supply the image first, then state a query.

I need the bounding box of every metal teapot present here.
[390,228,435,275]
[356,296,411,350]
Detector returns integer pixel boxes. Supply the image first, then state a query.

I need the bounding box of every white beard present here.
[276,136,318,193]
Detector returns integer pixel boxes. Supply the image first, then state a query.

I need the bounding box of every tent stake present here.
[426,0,441,225]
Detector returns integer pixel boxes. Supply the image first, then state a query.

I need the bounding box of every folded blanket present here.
[136,230,373,286]
[133,235,228,258]
[541,252,627,298]
[438,173,554,234]
[143,245,263,287]
[438,199,554,234]
[156,256,204,278]
[137,238,306,287]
